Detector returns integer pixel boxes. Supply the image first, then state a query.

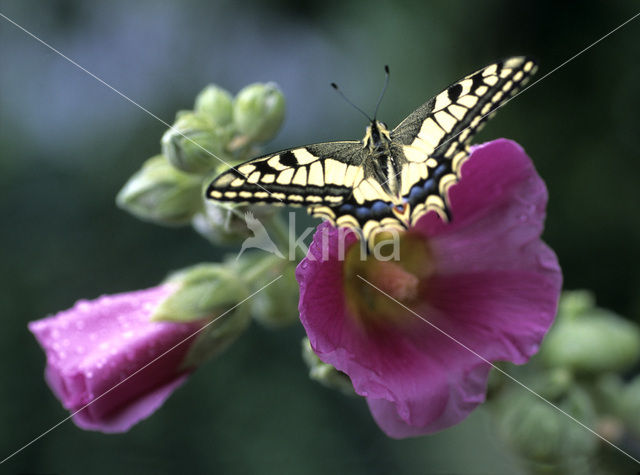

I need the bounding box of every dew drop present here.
[51,329,60,339]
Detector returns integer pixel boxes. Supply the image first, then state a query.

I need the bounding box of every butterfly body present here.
[207,56,538,244]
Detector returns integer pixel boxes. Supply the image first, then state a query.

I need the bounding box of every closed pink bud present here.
[29,285,205,433]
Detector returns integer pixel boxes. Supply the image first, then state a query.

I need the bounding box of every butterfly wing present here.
[391,56,538,224]
[208,141,403,236]
[207,140,368,219]
[208,56,538,243]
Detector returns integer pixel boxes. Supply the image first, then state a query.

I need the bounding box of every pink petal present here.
[29,285,204,433]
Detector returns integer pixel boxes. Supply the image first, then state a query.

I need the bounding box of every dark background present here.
[1,1,639,473]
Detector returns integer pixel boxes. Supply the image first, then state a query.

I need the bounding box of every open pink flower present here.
[296,139,562,438]
[29,285,204,433]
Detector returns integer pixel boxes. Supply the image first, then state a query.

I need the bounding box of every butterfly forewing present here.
[392,56,538,224]
[207,141,364,207]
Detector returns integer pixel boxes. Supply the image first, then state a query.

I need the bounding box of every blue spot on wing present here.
[370,200,388,214]
[338,200,394,224]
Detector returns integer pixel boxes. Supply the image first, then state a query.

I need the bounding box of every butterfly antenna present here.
[373,65,390,120]
[331,82,372,122]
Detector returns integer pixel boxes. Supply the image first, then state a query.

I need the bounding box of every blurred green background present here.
[1,1,639,473]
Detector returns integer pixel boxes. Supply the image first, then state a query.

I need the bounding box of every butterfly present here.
[207,56,537,244]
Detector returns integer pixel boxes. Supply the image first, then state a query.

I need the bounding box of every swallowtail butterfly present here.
[207,56,537,243]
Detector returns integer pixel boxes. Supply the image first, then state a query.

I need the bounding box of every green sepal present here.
[180,308,251,370]
[116,155,202,226]
[152,263,249,322]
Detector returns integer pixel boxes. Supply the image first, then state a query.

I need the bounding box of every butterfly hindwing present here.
[392,56,538,224]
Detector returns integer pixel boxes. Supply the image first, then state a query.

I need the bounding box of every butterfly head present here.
[362,120,391,152]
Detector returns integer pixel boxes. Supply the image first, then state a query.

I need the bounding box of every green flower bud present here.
[153,263,249,323]
[195,84,234,126]
[540,291,640,374]
[621,375,640,438]
[161,112,234,174]
[249,259,298,328]
[493,384,597,469]
[591,374,624,415]
[556,289,595,321]
[116,155,202,226]
[233,82,285,145]
[301,338,355,396]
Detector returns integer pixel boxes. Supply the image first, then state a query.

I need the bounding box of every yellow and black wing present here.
[391,56,538,224]
[208,56,538,241]
[207,141,366,211]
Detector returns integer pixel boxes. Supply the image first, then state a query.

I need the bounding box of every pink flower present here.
[29,285,204,433]
[296,139,562,438]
